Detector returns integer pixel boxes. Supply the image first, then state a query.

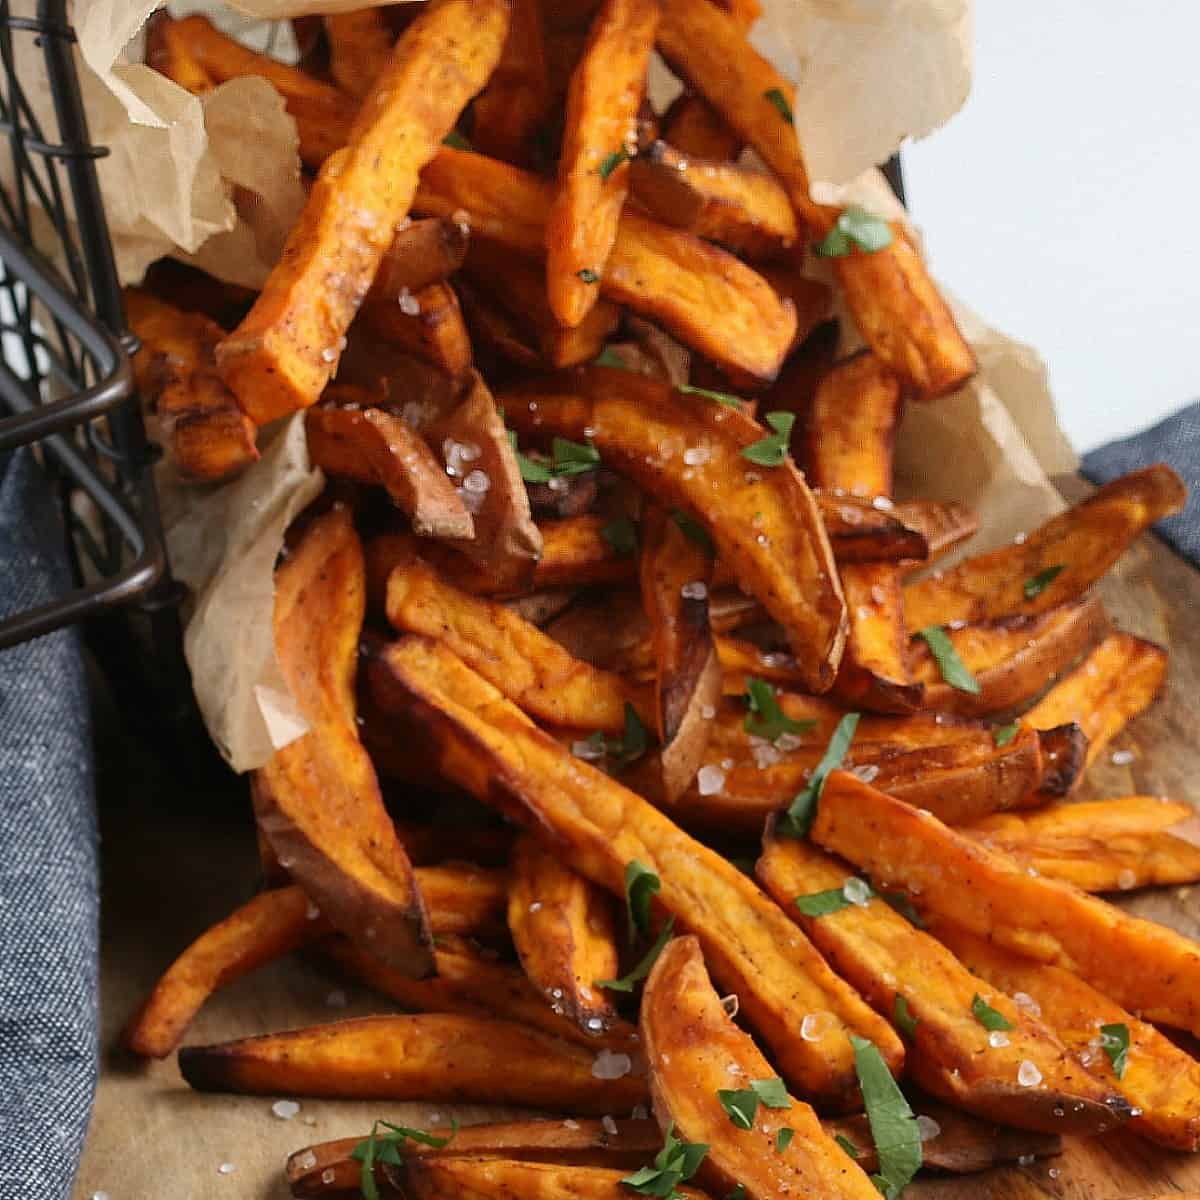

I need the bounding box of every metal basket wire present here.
[0,0,197,733]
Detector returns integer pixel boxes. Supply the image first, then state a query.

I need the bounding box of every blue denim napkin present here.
[1082,400,1200,568]
[0,448,98,1200]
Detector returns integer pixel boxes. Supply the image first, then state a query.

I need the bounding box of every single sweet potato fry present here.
[812,769,1200,1038]
[407,863,511,939]
[370,217,470,304]
[897,499,980,569]
[471,0,551,165]
[179,1013,649,1113]
[814,494,929,565]
[508,834,623,1036]
[145,10,214,94]
[253,508,434,975]
[660,91,741,160]
[403,1159,703,1200]
[547,0,658,327]
[1021,632,1168,767]
[416,148,798,380]
[159,14,356,167]
[641,936,880,1200]
[909,597,1109,717]
[936,924,1200,1151]
[630,140,798,260]
[367,637,903,1111]
[385,554,645,732]
[125,288,258,482]
[287,1121,663,1200]
[502,369,846,691]
[640,507,722,800]
[360,280,474,377]
[904,466,1187,630]
[305,394,474,539]
[1029,723,1089,799]
[325,9,394,98]
[217,0,510,424]
[961,797,1200,893]
[757,834,1129,1135]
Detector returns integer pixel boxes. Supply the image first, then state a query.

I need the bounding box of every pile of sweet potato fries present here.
[123,1,1197,1196]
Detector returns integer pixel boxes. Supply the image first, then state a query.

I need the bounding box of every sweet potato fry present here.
[502,369,846,691]
[753,267,834,353]
[162,14,358,169]
[427,369,543,576]
[125,289,258,482]
[253,508,433,975]
[385,554,645,732]
[547,0,658,327]
[660,92,741,160]
[1021,632,1168,767]
[630,141,798,260]
[404,1159,704,1200]
[757,835,1129,1134]
[814,494,929,565]
[217,0,510,424]
[640,507,722,800]
[909,596,1109,717]
[1031,723,1089,799]
[416,148,798,380]
[961,797,1200,893]
[471,0,551,165]
[904,465,1187,630]
[304,394,474,539]
[324,9,394,99]
[179,1013,648,1113]
[936,924,1200,1151]
[812,769,1200,1037]
[641,936,880,1200]
[125,885,320,1059]
[367,637,903,1110]
[897,499,980,569]
[370,217,470,304]
[654,0,973,397]
[508,835,623,1036]
[336,326,465,417]
[360,280,474,377]
[832,564,921,713]
[407,863,511,939]
[145,10,214,94]
[505,590,579,627]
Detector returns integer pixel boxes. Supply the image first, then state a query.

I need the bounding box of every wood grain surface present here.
[72,478,1200,1200]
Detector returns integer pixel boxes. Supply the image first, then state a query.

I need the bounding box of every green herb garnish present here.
[775,1127,795,1153]
[971,994,1014,1033]
[552,436,601,474]
[602,516,639,557]
[893,995,919,1040]
[724,1186,746,1200]
[578,268,600,284]
[671,509,714,554]
[620,1122,708,1198]
[763,87,793,124]
[880,891,924,928]
[1023,564,1065,600]
[1099,1023,1130,1079]
[352,1121,457,1200]
[849,1035,922,1200]
[814,206,894,258]
[622,860,661,942]
[917,626,981,695]
[598,917,675,992]
[992,722,1020,747]
[777,713,860,838]
[594,346,630,369]
[743,678,813,743]
[442,130,472,151]
[678,383,742,408]
[740,411,795,467]
[716,1089,759,1130]
[599,148,630,180]
[835,1134,860,1160]
[794,887,853,917]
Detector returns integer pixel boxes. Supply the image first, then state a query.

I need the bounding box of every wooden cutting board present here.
[72,479,1200,1200]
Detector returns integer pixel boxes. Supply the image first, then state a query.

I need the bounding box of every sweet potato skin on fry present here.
[961,797,1200,893]
[812,770,1200,1038]
[904,465,1187,630]
[370,217,471,302]
[757,834,1130,1135]
[404,1159,705,1200]
[179,1013,648,1113]
[253,508,434,976]
[937,924,1200,1152]
[660,91,742,160]
[1021,632,1167,767]
[471,0,551,165]
[641,936,880,1200]
[547,0,658,327]
[360,280,474,377]
[385,554,643,732]
[502,369,846,691]
[217,0,510,424]
[304,397,474,539]
[367,637,903,1111]
[507,835,623,1036]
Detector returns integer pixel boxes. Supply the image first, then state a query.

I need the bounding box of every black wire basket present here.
[0,0,194,729]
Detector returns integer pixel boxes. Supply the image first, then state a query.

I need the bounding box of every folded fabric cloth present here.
[1082,399,1200,569]
[0,449,98,1200]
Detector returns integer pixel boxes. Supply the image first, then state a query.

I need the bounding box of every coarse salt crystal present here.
[1013,531,1027,544]
[1048,1167,1060,1179]
[320,347,337,363]
[294,1151,318,1171]
[848,763,880,784]
[218,1162,236,1175]
[1017,1060,1042,1087]
[322,1169,336,1184]
[751,741,782,769]
[683,446,710,467]
[564,1118,581,1129]
[602,1115,618,1135]
[842,877,872,907]
[871,495,894,510]
[1117,868,1138,891]
[989,1031,1010,1048]
[1017,1154,1036,1167]
[800,1011,834,1041]
[592,1050,633,1080]
[530,901,543,913]
[721,993,739,1018]
[398,287,421,315]
[1111,749,1135,765]
[915,1115,940,1142]
[462,469,491,495]
[696,765,725,795]
[272,1100,301,1120]
[91,1194,110,1200]
[632,1105,649,1121]
[701,704,716,720]
[680,581,708,600]
[306,901,321,920]
[1012,991,1041,1017]
[547,475,569,493]
[573,739,606,761]
[586,1016,605,1031]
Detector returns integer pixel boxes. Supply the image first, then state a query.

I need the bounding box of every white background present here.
[904,4,1200,453]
